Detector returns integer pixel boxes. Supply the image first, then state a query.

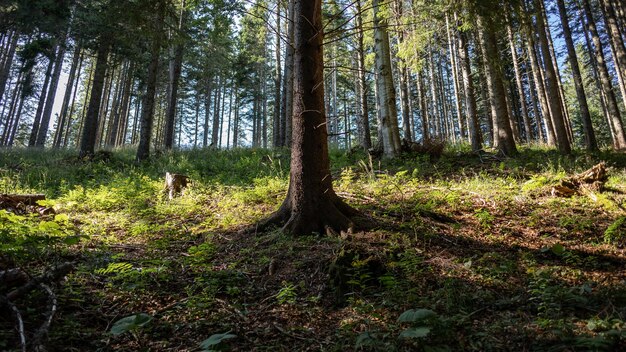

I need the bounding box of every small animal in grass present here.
[164,172,190,200]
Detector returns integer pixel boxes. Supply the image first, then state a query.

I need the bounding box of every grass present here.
[0,145,625,351]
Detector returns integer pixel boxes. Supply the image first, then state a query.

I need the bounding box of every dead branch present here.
[552,162,608,197]
[32,284,57,352]
[7,262,73,301]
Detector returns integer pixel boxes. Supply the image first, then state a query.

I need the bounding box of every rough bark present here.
[258,0,358,236]
[599,0,626,108]
[556,0,597,150]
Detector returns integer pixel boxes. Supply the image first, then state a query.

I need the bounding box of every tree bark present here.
[273,0,282,148]
[53,45,81,148]
[280,0,295,147]
[35,38,67,147]
[354,0,371,149]
[0,31,18,107]
[373,0,401,157]
[582,0,626,149]
[164,0,187,150]
[476,13,517,155]
[556,0,597,150]
[456,21,481,151]
[29,57,54,147]
[136,1,165,161]
[598,0,626,109]
[258,0,358,236]
[79,40,110,157]
[534,0,571,154]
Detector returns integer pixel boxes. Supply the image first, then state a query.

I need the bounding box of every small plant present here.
[110,313,153,336]
[474,209,494,229]
[199,331,236,351]
[276,281,297,304]
[604,216,626,246]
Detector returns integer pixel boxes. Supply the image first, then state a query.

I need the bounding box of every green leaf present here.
[397,309,436,323]
[355,331,376,348]
[110,313,153,336]
[550,243,565,256]
[399,327,431,339]
[54,214,70,222]
[199,332,236,350]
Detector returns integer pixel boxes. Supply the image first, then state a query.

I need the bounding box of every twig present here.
[32,284,57,351]
[6,298,26,352]
[7,262,73,301]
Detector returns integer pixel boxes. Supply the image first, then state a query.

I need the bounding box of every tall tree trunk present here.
[29,57,54,147]
[280,0,295,147]
[505,9,533,143]
[416,70,430,142]
[373,0,401,157]
[445,13,464,141]
[258,0,357,235]
[273,0,282,148]
[556,0,597,150]
[136,1,165,161]
[164,0,187,150]
[79,40,110,157]
[203,78,213,148]
[456,21,481,151]
[476,13,517,155]
[36,37,68,147]
[54,45,81,148]
[211,75,222,146]
[599,0,626,107]
[0,31,18,107]
[534,0,571,154]
[115,62,134,147]
[582,0,626,149]
[354,0,371,149]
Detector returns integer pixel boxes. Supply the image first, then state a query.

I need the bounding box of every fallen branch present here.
[32,284,57,352]
[0,194,46,206]
[6,262,73,301]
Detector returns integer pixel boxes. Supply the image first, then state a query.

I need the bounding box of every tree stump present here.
[552,162,608,197]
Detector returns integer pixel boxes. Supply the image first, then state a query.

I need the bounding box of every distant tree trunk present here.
[556,0,596,150]
[598,0,626,107]
[203,78,213,148]
[136,1,165,161]
[582,0,626,149]
[355,0,371,149]
[505,9,533,143]
[115,62,134,147]
[36,38,68,147]
[211,75,222,147]
[416,71,430,142]
[476,13,517,155]
[29,57,54,147]
[534,0,571,154]
[258,0,358,235]
[373,0,401,157]
[54,45,81,148]
[445,14,464,141]
[280,0,295,147]
[79,40,110,157]
[164,0,187,150]
[0,31,18,107]
[456,21,481,151]
[233,86,239,148]
[273,0,282,148]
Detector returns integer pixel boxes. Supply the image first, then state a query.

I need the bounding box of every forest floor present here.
[1,146,626,351]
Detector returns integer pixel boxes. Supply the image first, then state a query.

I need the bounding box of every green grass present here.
[1,146,625,351]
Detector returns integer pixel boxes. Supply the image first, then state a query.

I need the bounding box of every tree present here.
[258,0,358,235]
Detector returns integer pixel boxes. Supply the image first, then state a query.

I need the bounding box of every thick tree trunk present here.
[258,0,357,236]
[456,23,481,151]
[476,14,517,156]
[582,0,626,149]
[136,1,165,161]
[556,0,597,150]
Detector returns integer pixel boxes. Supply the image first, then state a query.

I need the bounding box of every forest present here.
[1,0,626,350]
